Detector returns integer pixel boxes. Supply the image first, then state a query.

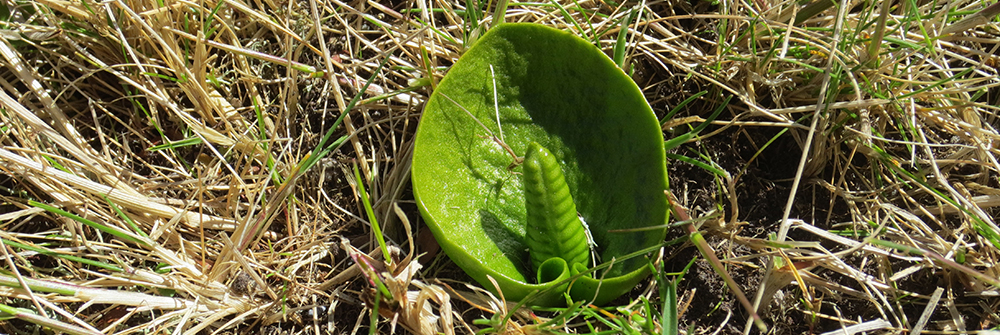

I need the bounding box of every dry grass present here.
[0,0,998,333]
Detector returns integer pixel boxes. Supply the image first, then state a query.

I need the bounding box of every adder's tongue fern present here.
[522,142,591,282]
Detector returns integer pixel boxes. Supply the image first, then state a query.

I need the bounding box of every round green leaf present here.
[412,23,668,306]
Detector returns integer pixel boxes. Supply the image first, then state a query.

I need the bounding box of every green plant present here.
[411,23,669,306]
[522,142,593,283]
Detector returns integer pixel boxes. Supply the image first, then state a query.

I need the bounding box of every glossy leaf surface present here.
[412,23,668,306]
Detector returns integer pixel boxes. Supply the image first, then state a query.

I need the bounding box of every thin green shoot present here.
[354,163,391,265]
[140,71,180,82]
[497,289,534,330]
[712,9,729,71]
[666,153,727,177]
[39,154,71,174]
[795,0,834,24]
[181,15,192,67]
[611,307,642,335]
[534,301,625,334]
[660,90,707,125]
[828,229,871,238]
[535,298,587,328]
[420,46,437,90]
[638,296,655,333]
[577,307,619,332]
[302,55,389,172]
[409,16,461,48]
[147,137,202,151]
[612,8,635,69]
[663,95,729,151]
[491,0,508,28]
[464,0,483,46]
[898,66,975,99]
[1,239,124,272]
[548,0,590,43]
[207,71,232,87]
[102,194,149,239]
[203,0,226,37]
[880,36,923,51]
[30,200,146,246]
[251,95,281,186]
[658,256,696,335]
[902,0,936,51]
[353,249,393,300]
[0,273,75,295]
[774,57,825,74]
[572,0,597,43]
[369,279,382,335]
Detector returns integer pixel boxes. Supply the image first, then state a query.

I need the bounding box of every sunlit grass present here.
[0,0,997,333]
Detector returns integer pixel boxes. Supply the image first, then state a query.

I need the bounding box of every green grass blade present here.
[147,137,202,151]
[660,91,707,125]
[666,153,727,177]
[548,0,589,42]
[29,200,145,246]
[659,266,678,335]
[302,55,390,172]
[1,239,124,272]
[664,95,729,151]
[102,194,149,239]
[490,0,508,27]
[612,9,635,68]
[354,163,390,265]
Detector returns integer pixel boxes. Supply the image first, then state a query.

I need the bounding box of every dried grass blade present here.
[0,302,103,335]
[0,148,234,231]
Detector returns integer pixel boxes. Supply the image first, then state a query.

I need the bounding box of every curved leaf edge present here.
[412,23,667,307]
